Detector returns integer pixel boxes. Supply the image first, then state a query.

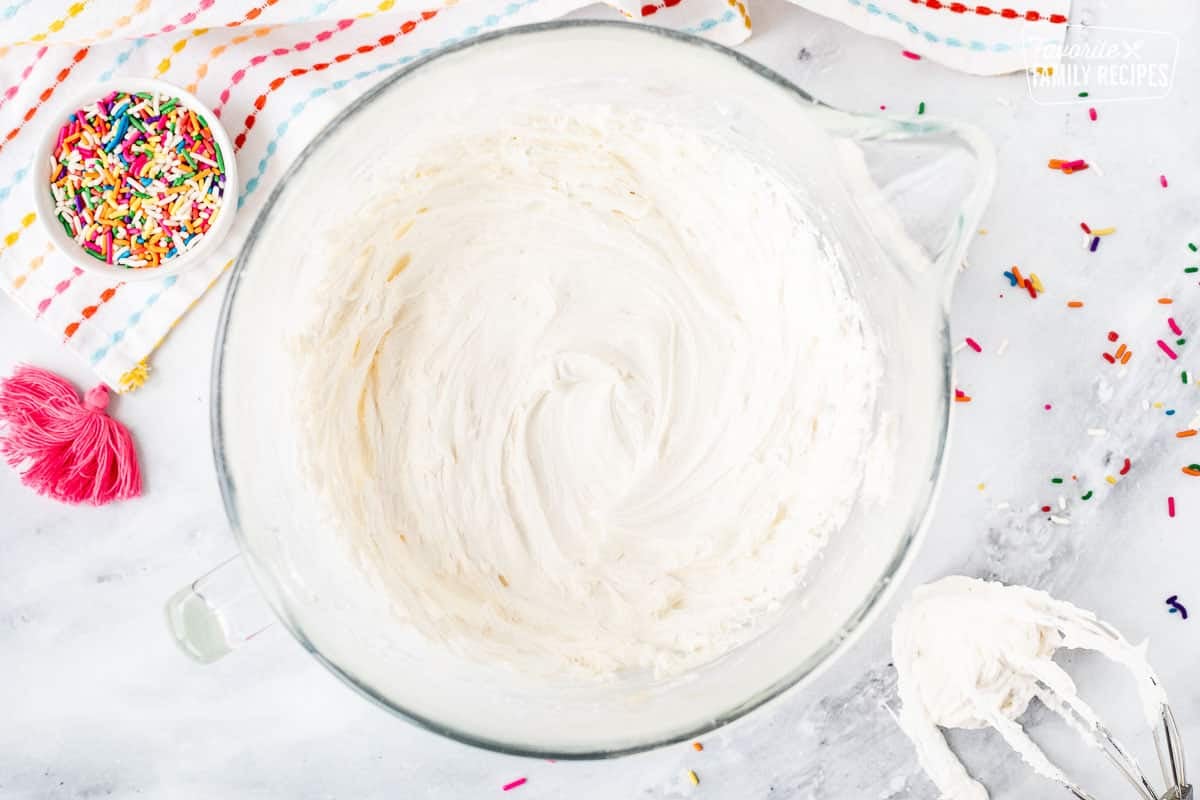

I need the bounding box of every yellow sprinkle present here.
[687,770,700,786]
[976,483,985,491]
[1091,226,1116,236]
[1105,475,1117,485]
[1030,273,1045,293]
[1154,402,1164,409]
[977,228,988,235]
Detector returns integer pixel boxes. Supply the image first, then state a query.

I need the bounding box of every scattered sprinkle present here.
[1091,227,1116,236]
[1119,457,1132,475]
[954,389,971,403]
[917,101,926,115]
[688,770,700,786]
[1041,505,1052,513]
[1169,318,1183,336]
[965,337,982,353]
[1080,222,1092,234]
[1167,409,1177,416]
[1105,475,1118,485]
[902,50,922,60]
[1190,243,1198,253]
[1067,300,1084,308]
[1108,331,1120,342]
[693,742,704,752]
[1169,496,1176,517]
[1186,267,1198,274]
[1121,350,1133,365]
[996,339,1009,356]
[1166,595,1189,619]
[1184,371,1191,385]
[1078,91,1089,97]
[1051,477,1064,484]
[1081,490,1093,500]
[1088,107,1097,121]
[1183,465,1200,477]
[977,482,986,490]
[1161,174,1169,188]
[1102,352,1116,364]
[1158,340,1179,360]
[1044,403,1052,410]
[1049,515,1071,525]
[503,778,527,792]
[1089,236,1100,252]
[1159,298,1175,305]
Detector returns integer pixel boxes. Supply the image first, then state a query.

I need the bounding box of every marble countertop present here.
[4,2,1199,797]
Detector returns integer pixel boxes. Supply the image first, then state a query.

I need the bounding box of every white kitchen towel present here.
[0,0,753,392]
[790,0,1070,74]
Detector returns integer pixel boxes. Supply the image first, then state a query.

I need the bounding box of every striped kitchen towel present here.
[790,0,1071,74]
[0,0,753,392]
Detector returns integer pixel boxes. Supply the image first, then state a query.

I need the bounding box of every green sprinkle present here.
[1186,267,1199,274]
[214,140,225,173]
[1051,477,1064,484]
[129,116,148,133]
[1184,371,1190,384]
[1190,243,1198,253]
[917,101,926,115]
[1078,91,1089,97]
[1190,464,1200,471]
[1081,490,1093,500]
[59,217,72,237]
[83,246,105,261]
[1178,338,1187,346]
[182,150,198,171]
[161,99,178,113]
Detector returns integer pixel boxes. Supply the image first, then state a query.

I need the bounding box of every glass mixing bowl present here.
[167,20,995,758]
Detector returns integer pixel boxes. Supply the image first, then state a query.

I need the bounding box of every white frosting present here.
[892,576,1168,799]
[292,108,882,678]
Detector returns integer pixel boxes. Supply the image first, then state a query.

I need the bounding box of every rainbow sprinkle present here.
[48,90,226,269]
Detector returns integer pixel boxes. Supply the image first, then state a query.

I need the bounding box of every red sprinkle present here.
[1041,505,1052,513]
[1024,278,1038,299]
[1161,174,1169,188]
[1119,457,1131,476]
[1102,352,1116,364]
[1169,496,1176,517]
[1158,339,1179,360]
[902,50,922,60]
[503,778,527,792]
[965,337,982,352]
[1080,221,1091,234]
[1107,331,1119,342]
[1169,317,1183,336]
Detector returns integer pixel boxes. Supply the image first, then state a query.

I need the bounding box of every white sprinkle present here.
[953,341,967,354]
[1049,515,1071,525]
[996,338,1009,357]
[994,501,1010,510]
[1087,428,1106,437]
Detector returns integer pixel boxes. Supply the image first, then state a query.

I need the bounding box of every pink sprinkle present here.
[1088,107,1097,121]
[1169,496,1176,518]
[1169,317,1183,336]
[965,337,982,352]
[1044,403,1052,410]
[1158,339,1179,360]
[1061,159,1087,170]
[902,50,922,60]
[1161,174,1169,188]
[503,778,527,792]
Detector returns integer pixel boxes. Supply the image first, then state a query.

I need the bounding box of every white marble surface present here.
[3,2,1200,797]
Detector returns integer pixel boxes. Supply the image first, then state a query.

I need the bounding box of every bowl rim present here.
[31,76,238,283]
[211,19,961,760]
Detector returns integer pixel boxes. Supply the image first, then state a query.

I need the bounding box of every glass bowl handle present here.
[827,110,997,304]
[165,555,275,663]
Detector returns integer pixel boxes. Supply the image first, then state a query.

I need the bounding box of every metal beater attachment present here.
[1051,701,1190,800]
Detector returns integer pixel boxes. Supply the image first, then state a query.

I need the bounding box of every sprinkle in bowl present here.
[33,78,238,283]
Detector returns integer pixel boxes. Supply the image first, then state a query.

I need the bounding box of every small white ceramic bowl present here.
[32,78,238,283]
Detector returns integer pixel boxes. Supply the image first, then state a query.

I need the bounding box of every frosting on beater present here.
[293,108,882,678]
[893,576,1168,799]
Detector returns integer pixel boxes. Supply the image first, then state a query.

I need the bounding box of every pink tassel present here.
[0,365,141,505]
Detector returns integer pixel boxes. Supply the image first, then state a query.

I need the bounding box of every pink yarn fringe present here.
[0,365,141,505]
